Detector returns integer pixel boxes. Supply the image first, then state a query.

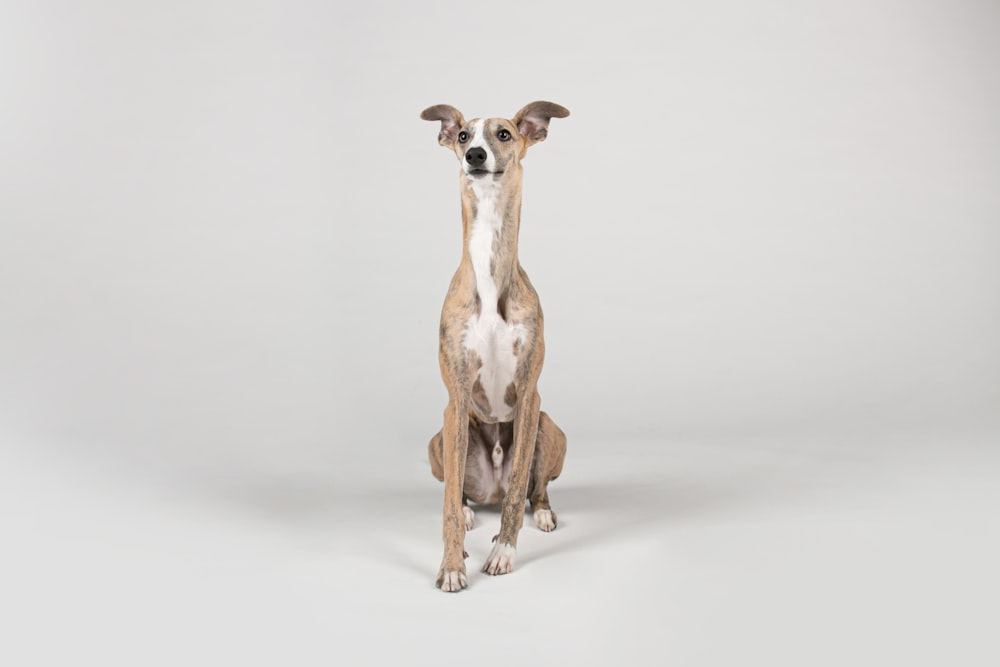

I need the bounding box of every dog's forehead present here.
[463,117,515,132]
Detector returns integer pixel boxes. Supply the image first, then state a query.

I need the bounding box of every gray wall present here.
[2,1,998,479]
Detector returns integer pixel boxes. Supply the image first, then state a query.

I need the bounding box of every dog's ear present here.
[420,104,465,149]
[512,101,570,146]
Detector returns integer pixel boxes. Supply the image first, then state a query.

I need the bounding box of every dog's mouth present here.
[466,169,504,177]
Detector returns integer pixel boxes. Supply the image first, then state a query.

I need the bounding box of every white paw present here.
[533,508,556,532]
[436,568,467,592]
[483,541,517,575]
[463,506,475,530]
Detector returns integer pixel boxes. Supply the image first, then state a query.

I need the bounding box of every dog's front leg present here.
[437,397,470,591]
[484,387,540,575]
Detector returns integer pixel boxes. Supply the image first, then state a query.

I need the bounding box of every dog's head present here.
[420,101,569,180]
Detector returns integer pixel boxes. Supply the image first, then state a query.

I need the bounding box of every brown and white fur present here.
[421,101,569,592]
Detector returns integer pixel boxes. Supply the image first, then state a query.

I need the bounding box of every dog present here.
[421,101,569,591]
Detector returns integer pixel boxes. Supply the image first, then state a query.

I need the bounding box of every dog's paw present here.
[533,508,557,532]
[463,506,475,530]
[436,562,468,592]
[483,541,517,575]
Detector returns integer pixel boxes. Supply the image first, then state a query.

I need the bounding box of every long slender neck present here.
[460,174,522,313]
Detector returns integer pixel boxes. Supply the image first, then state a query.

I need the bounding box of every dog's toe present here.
[463,506,475,530]
[533,508,556,532]
[436,567,467,592]
[483,541,516,575]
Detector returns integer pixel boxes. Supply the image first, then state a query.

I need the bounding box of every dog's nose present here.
[465,147,487,168]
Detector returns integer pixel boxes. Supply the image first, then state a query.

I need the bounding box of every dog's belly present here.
[464,423,514,505]
[462,311,524,423]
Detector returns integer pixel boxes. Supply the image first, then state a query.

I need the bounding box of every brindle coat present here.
[421,101,569,592]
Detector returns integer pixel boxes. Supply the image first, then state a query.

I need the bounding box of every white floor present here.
[3,428,997,666]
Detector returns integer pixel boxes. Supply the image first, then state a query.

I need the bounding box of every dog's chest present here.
[462,197,524,422]
[463,310,523,422]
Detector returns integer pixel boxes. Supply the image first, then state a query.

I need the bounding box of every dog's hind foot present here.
[533,508,557,532]
[463,506,475,530]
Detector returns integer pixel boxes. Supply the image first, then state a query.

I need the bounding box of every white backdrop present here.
[2,1,998,479]
[1,2,998,664]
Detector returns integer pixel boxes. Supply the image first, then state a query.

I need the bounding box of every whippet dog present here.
[421,101,569,592]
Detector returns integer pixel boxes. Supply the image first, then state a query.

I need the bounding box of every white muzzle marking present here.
[465,119,497,174]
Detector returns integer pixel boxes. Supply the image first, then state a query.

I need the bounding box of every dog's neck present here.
[459,171,522,314]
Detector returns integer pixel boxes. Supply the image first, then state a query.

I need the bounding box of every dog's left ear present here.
[420,104,466,149]
[513,101,570,146]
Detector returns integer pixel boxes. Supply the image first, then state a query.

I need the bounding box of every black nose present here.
[465,147,487,168]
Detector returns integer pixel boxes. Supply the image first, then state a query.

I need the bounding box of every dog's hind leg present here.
[527,411,566,532]
[428,430,445,481]
[428,428,476,530]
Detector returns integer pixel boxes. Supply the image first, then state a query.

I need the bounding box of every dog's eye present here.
[458,131,469,143]
[498,129,511,141]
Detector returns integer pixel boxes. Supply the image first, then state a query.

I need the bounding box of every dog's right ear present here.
[420,104,465,149]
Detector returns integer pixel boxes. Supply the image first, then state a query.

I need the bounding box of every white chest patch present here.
[463,185,524,422]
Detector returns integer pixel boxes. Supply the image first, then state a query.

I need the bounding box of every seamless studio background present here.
[2,1,998,666]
